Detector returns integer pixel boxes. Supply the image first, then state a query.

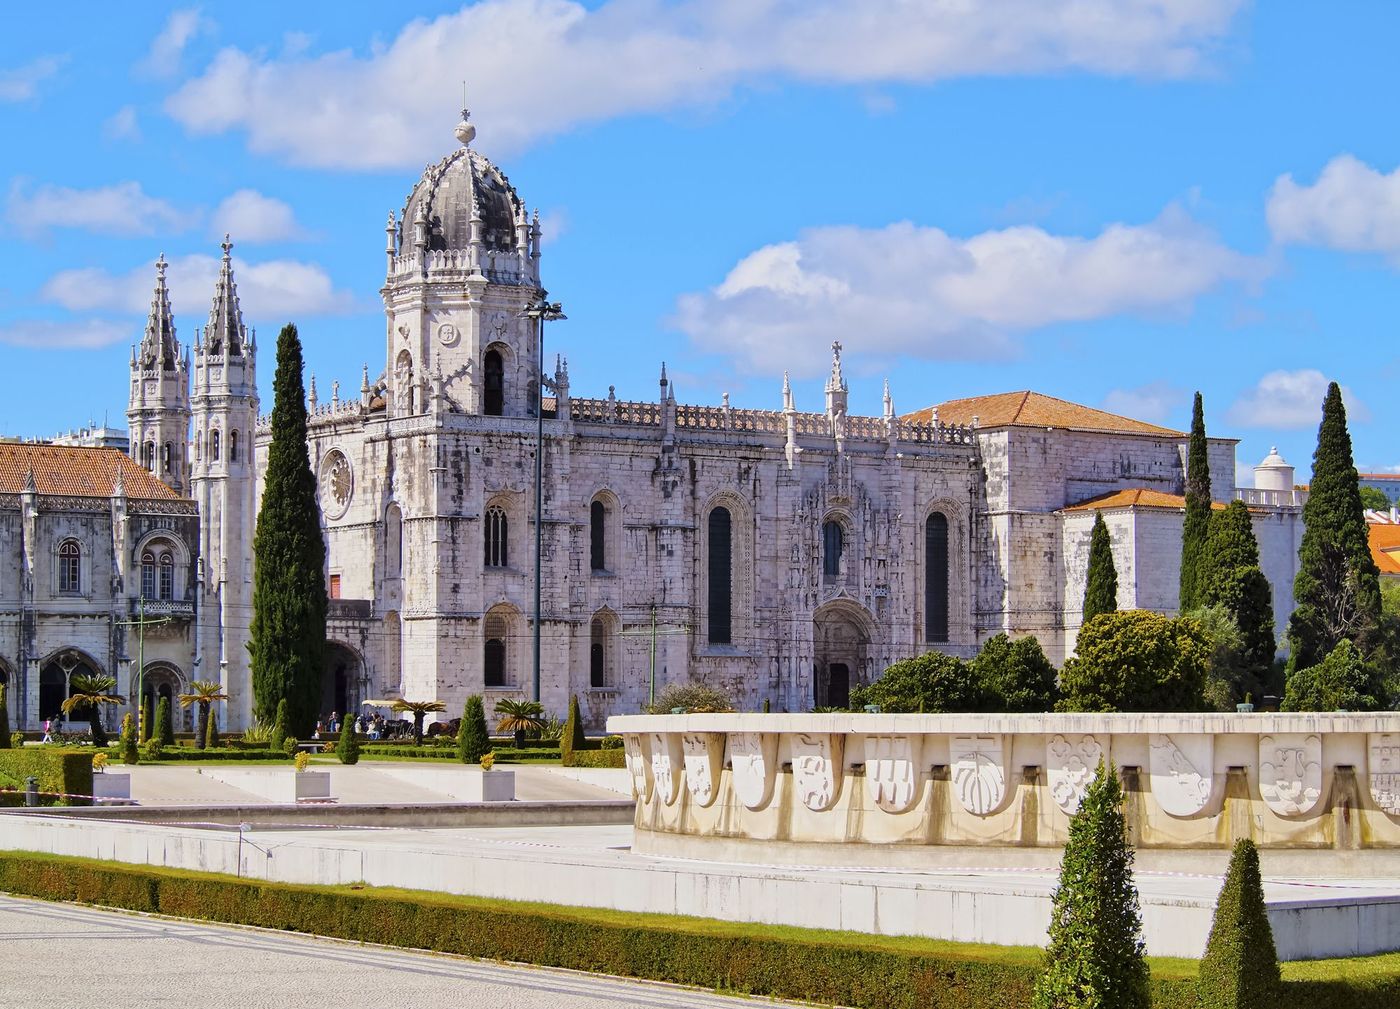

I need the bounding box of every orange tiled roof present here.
[1063,488,1228,513]
[0,443,180,500]
[903,390,1186,437]
[1369,523,1400,576]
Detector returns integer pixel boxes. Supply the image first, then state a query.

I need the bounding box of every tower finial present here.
[454,88,476,147]
[221,234,232,260]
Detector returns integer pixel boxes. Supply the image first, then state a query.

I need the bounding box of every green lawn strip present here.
[3,851,1397,1007]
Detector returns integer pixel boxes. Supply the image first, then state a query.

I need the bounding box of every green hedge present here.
[2,852,1397,1007]
[567,748,626,768]
[0,749,91,804]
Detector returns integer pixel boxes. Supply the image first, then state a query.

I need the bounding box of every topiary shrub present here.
[282,736,299,758]
[119,713,139,766]
[1198,838,1280,1008]
[560,694,587,766]
[140,693,153,743]
[269,699,288,753]
[156,696,175,747]
[600,734,624,750]
[1033,761,1150,1009]
[457,695,491,764]
[204,711,220,750]
[0,683,10,749]
[10,732,24,749]
[142,738,163,761]
[337,715,360,765]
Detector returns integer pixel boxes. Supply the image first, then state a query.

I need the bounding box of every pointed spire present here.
[659,361,668,388]
[782,371,794,412]
[825,340,847,394]
[308,375,318,411]
[882,378,893,419]
[23,466,36,494]
[140,253,179,369]
[205,235,248,357]
[113,461,125,498]
[361,363,371,394]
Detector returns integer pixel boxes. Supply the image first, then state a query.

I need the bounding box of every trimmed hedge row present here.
[0,852,1398,1007]
[0,749,91,804]
[567,748,626,768]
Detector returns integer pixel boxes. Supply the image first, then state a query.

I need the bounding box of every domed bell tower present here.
[127,254,191,493]
[381,108,544,418]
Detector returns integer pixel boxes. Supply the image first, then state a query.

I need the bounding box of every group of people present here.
[312,710,390,740]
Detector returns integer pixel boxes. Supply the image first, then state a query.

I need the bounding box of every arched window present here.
[707,507,732,644]
[484,612,508,687]
[230,430,239,462]
[822,520,843,581]
[590,500,606,572]
[162,441,173,473]
[484,506,509,568]
[590,617,608,688]
[211,429,221,462]
[141,550,157,600]
[484,349,504,416]
[158,551,174,600]
[144,441,155,471]
[58,540,80,594]
[925,512,949,643]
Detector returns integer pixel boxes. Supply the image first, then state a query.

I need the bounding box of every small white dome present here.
[1257,446,1289,469]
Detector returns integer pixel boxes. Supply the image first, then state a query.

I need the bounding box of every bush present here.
[156,696,175,747]
[600,735,624,750]
[1059,610,1210,712]
[647,682,734,714]
[205,712,220,750]
[851,651,977,713]
[1034,761,1150,1008]
[10,732,24,749]
[0,748,92,805]
[567,749,626,768]
[969,634,1059,712]
[560,694,587,766]
[282,736,299,757]
[1198,839,1280,1008]
[143,739,164,760]
[0,683,10,749]
[269,700,289,753]
[337,716,360,765]
[119,713,139,766]
[458,696,491,764]
[1283,638,1384,712]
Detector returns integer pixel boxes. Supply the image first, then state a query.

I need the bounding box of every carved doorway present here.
[812,603,871,710]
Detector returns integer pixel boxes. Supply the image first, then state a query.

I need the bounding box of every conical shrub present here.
[560,694,587,766]
[204,711,219,750]
[156,696,175,747]
[337,712,360,765]
[458,695,491,763]
[1198,838,1280,1008]
[0,683,10,748]
[140,693,153,743]
[269,699,288,753]
[120,713,139,765]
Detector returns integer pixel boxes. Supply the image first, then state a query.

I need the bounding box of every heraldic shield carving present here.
[649,732,684,806]
[791,732,844,812]
[682,732,725,807]
[1370,733,1400,816]
[1046,733,1103,815]
[623,733,652,802]
[950,735,1007,815]
[864,734,924,813]
[1148,733,1214,817]
[729,731,777,810]
[1259,733,1323,816]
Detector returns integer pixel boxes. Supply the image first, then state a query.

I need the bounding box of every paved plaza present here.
[0,894,801,1008]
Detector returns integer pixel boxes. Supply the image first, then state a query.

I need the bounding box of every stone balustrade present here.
[606,712,1400,862]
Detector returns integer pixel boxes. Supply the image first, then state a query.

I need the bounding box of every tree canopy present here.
[1060,610,1210,712]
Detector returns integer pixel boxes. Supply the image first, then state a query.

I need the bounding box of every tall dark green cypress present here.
[0,683,9,748]
[1082,512,1119,626]
[1201,500,1276,674]
[1181,391,1212,611]
[250,324,327,736]
[1288,382,1382,670]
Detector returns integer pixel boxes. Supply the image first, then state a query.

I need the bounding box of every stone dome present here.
[398,120,525,255]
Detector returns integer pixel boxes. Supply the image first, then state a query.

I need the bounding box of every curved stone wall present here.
[606,712,1400,860]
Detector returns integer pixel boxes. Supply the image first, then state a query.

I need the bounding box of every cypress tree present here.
[204,711,219,750]
[337,711,360,765]
[155,696,175,747]
[0,683,10,748]
[1198,839,1280,1008]
[1289,382,1382,670]
[1033,761,1150,1009]
[1201,501,1276,674]
[458,695,491,763]
[140,692,153,743]
[119,713,139,765]
[560,694,587,766]
[1181,391,1212,611]
[250,323,327,736]
[269,699,289,753]
[1082,512,1118,626]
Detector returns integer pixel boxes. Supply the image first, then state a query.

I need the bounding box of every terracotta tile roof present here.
[0,443,181,500]
[1062,488,1228,513]
[1369,522,1400,576]
[903,390,1185,437]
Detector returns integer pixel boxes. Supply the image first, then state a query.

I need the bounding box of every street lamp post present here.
[521,292,566,704]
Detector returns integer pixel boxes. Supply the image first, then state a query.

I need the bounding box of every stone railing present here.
[606,712,1400,860]
[1235,487,1308,508]
[571,397,662,426]
[132,598,194,618]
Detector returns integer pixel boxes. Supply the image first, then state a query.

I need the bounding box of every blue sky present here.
[1,2,1397,484]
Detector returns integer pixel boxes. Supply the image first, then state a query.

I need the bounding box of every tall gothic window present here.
[822,520,843,580]
[230,430,239,463]
[707,507,732,644]
[590,617,608,688]
[484,349,504,416]
[141,550,157,599]
[590,500,606,572]
[144,442,155,471]
[58,540,80,594]
[484,506,509,568]
[211,430,221,462]
[163,441,173,473]
[925,512,949,643]
[158,552,174,600]
[484,612,508,687]
[385,504,403,580]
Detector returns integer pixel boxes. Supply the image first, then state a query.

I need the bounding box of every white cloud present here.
[40,254,355,319]
[1102,381,1183,423]
[140,9,207,79]
[1267,155,1400,256]
[1225,369,1369,430]
[210,189,304,242]
[7,180,193,237]
[0,56,65,102]
[0,318,130,350]
[165,0,1243,169]
[672,208,1260,375]
[102,105,141,141]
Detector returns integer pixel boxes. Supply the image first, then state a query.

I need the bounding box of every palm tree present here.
[178,680,230,750]
[494,698,545,748]
[391,699,447,746]
[60,674,121,747]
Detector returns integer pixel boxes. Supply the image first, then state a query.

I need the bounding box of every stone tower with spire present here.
[127,254,192,493]
[190,237,259,726]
